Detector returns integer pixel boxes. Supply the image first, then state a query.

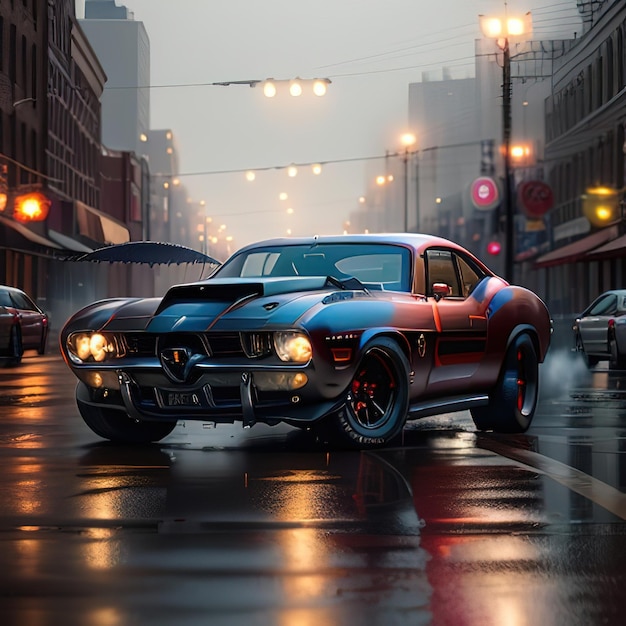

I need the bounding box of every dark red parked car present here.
[0,285,49,365]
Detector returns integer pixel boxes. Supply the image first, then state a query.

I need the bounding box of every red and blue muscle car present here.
[60,234,552,448]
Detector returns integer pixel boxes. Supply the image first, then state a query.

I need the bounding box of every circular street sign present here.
[470,177,500,211]
[517,180,554,219]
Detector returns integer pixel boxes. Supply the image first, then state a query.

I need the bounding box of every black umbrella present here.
[72,241,221,267]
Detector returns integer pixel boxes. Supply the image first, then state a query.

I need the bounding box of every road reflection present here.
[2,353,626,624]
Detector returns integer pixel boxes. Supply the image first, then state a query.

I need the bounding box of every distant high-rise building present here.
[80,0,150,156]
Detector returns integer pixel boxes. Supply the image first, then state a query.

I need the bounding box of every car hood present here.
[95,276,375,333]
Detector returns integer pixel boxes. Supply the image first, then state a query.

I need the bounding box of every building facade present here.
[537,0,626,314]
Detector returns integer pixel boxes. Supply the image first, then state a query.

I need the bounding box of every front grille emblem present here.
[161,347,195,383]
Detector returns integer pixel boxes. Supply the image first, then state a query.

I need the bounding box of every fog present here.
[75,0,583,248]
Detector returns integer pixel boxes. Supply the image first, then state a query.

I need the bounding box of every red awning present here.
[534,226,619,268]
[585,233,626,260]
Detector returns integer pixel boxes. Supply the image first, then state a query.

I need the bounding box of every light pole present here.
[479,11,531,283]
[401,133,417,232]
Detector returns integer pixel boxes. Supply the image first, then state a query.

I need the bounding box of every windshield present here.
[214,243,413,292]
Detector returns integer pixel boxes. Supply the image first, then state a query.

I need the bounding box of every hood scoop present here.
[155,276,329,314]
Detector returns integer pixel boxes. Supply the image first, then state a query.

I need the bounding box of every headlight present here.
[67,332,125,363]
[273,331,312,363]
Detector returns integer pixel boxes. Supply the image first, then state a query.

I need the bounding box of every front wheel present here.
[76,383,177,443]
[471,333,539,433]
[317,338,410,449]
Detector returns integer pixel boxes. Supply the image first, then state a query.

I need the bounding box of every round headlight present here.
[274,331,312,363]
[67,332,121,363]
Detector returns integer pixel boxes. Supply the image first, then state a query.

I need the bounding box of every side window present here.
[10,292,37,311]
[589,294,617,315]
[425,250,461,296]
[456,254,484,297]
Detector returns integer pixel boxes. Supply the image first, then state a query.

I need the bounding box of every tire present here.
[318,337,410,448]
[471,332,539,433]
[7,325,23,366]
[76,382,176,443]
[37,327,48,355]
[608,334,626,370]
[575,333,599,368]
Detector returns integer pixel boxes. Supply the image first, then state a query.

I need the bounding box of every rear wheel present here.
[575,332,599,368]
[471,333,538,433]
[317,338,410,448]
[7,325,23,366]
[37,327,48,355]
[76,382,176,443]
[608,334,626,370]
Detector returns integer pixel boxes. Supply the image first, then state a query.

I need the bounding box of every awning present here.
[585,233,626,260]
[48,229,94,253]
[0,215,63,254]
[75,200,130,245]
[534,225,619,268]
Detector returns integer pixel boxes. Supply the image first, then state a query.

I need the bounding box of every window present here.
[425,249,486,298]
[240,252,280,277]
[426,249,460,296]
[588,294,617,316]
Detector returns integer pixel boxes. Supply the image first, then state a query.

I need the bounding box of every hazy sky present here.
[75,1,582,249]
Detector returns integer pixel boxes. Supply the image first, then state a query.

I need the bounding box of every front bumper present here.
[76,365,343,427]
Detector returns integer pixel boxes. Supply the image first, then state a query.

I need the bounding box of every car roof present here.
[232,233,470,256]
[599,289,626,296]
[0,285,26,294]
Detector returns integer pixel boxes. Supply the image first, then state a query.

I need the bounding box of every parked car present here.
[0,285,49,365]
[573,289,626,369]
[60,233,552,449]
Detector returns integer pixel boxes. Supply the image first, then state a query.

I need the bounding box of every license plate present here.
[157,388,208,408]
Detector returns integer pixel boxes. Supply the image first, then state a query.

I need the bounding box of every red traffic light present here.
[487,241,502,255]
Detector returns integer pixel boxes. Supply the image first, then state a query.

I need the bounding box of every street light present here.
[400,133,417,232]
[211,78,331,97]
[479,11,532,283]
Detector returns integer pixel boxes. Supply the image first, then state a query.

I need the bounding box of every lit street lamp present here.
[401,133,417,232]
[479,12,532,283]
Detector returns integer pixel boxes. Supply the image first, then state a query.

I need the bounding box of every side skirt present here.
[408,394,489,419]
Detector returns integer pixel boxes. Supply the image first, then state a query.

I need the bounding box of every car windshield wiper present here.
[325,275,370,294]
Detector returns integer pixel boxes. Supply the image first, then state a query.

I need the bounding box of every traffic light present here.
[13,192,51,222]
[582,186,620,227]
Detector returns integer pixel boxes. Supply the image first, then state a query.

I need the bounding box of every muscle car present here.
[60,234,552,448]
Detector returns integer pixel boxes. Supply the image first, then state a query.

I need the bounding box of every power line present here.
[151,141,488,179]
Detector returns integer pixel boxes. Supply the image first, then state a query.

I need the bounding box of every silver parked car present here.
[573,289,626,368]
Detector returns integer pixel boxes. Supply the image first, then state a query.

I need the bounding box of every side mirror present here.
[432,282,451,301]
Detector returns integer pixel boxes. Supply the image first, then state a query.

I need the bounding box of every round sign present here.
[517,180,554,218]
[470,177,500,211]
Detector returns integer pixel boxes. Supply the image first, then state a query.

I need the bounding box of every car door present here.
[9,291,43,349]
[578,293,617,355]
[423,248,489,387]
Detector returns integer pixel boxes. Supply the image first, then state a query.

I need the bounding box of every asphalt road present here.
[0,339,625,626]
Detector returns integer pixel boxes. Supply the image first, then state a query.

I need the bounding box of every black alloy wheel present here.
[321,337,410,448]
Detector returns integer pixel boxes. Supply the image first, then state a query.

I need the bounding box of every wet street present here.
[1,339,626,625]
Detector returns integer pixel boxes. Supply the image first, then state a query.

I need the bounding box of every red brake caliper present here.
[352,374,377,412]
